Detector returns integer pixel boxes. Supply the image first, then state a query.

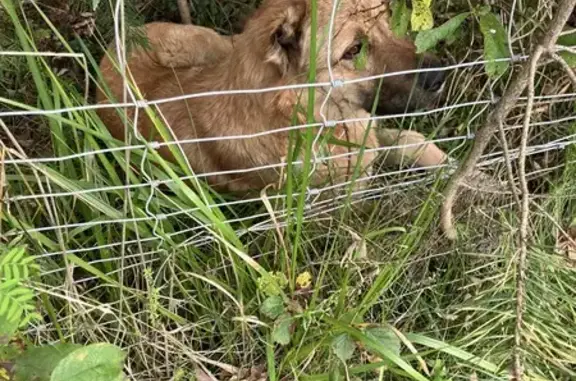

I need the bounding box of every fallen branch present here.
[440,0,576,240]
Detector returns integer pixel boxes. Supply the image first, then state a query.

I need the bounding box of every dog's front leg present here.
[376,129,508,195]
[376,128,448,168]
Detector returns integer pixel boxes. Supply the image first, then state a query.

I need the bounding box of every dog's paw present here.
[377,129,448,168]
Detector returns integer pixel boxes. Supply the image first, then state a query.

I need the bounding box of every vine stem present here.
[513,43,543,381]
[177,0,192,24]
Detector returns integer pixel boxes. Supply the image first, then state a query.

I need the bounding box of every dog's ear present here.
[264,0,307,74]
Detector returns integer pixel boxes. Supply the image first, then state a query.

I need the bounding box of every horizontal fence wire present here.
[4,127,576,238]
[3,92,576,166]
[2,2,576,362]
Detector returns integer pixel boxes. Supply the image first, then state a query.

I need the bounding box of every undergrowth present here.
[0,0,575,380]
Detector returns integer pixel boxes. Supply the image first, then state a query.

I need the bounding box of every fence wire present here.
[1,0,576,374]
[1,5,573,248]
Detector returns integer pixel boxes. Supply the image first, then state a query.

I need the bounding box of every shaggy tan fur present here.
[96,0,449,193]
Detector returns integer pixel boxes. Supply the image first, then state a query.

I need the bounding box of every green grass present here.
[1,0,576,380]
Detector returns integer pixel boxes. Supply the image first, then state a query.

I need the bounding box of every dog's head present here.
[241,0,447,115]
[369,1,447,114]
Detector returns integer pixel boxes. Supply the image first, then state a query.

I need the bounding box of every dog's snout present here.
[417,56,447,93]
[417,68,446,92]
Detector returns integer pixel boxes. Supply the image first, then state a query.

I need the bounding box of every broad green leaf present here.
[50,343,126,381]
[331,333,356,362]
[324,317,428,381]
[14,343,82,381]
[260,296,285,319]
[391,0,411,37]
[272,314,292,346]
[415,13,469,53]
[365,327,401,356]
[478,11,510,78]
[0,342,21,361]
[558,32,576,67]
[411,0,433,31]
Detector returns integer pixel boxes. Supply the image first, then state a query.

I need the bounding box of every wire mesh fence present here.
[1,0,576,379]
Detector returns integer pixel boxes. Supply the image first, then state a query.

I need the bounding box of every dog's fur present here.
[96,0,449,193]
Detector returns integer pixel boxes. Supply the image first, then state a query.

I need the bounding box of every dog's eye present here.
[342,42,363,60]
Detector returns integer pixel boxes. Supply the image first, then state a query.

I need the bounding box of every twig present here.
[177,0,192,24]
[513,43,544,381]
[550,51,576,89]
[497,120,521,206]
[440,0,576,240]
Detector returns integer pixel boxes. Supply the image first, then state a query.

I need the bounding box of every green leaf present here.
[257,272,288,297]
[411,0,433,31]
[478,10,510,78]
[328,367,342,381]
[260,296,285,320]
[50,343,126,381]
[559,52,576,67]
[19,313,42,328]
[391,0,411,37]
[365,327,401,356]
[0,342,22,362]
[558,32,576,67]
[404,333,501,373]
[326,135,363,149]
[323,317,428,381]
[353,38,369,70]
[0,280,19,291]
[331,333,356,362]
[0,315,19,343]
[0,248,21,267]
[14,343,83,381]
[272,314,292,346]
[415,13,469,53]
[6,301,22,322]
[0,296,10,316]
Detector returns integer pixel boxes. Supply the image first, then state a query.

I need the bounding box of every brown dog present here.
[96,0,449,194]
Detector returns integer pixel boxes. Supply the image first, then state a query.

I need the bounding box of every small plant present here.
[392,0,512,78]
[0,246,41,335]
[0,246,127,381]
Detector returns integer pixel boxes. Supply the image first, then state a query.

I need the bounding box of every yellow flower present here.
[296,271,312,289]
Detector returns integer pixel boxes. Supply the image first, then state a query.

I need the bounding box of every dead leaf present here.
[226,365,267,381]
[195,365,220,381]
[556,225,576,266]
[341,229,367,265]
